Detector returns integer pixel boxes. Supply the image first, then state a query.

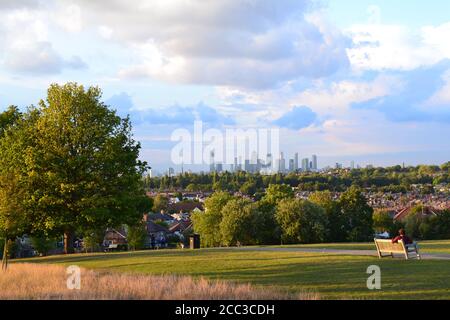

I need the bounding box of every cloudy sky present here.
[1,0,450,172]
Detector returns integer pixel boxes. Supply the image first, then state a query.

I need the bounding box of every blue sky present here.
[0,0,450,173]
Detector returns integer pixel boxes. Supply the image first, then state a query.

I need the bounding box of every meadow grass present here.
[0,263,317,300]
[15,241,450,300]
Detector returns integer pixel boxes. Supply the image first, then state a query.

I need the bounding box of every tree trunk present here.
[64,230,75,254]
[2,239,9,271]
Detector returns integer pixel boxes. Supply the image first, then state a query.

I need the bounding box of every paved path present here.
[227,246,450,260]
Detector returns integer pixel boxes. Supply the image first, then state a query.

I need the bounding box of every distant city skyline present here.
[155,154,450,177]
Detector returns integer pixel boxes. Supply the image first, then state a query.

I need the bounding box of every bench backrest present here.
[374,239,406,253]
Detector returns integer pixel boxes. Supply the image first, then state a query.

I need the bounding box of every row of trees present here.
[192,185,374,247]
[373,207,450,240]
[0,83,151,268]
[144,165,450,194]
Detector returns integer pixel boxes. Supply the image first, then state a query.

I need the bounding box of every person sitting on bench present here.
[392,228,412,245]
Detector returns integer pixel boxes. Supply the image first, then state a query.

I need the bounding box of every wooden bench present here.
[374,238,421,260]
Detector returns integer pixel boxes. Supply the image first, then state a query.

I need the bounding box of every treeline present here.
[374,207,450,241]
[144,164,450,194]
[191,185,374,247]
[192,185,450,248]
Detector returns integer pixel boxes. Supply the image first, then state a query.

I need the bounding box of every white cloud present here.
[5,41,63,74]
[0,5,87,75]
[62,0,348,88]
[347,22,450,71]
[291,75,401,115]
[423,69,450,111]
[51,3,82,33]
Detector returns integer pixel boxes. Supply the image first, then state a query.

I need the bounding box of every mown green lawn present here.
[16,242,450,300]
[275,240,450,254]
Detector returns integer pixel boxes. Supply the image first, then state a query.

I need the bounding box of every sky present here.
[1,0,450,173]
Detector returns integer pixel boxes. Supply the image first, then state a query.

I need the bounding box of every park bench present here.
[374,238,421,260]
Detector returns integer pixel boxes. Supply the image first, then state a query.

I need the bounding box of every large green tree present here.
[276,198,328,244]
[262,184,294,206]
[308,191,348,242]
[126,222,147,251]
[372,209,399,236]
[0,107,29,270]
[0,106,21,136]
[338,186,374,241]
[152,194,169,213]
[192,191,233,247]
[252,199,281,245]
[220,198,257,246]
[23,83,148,254]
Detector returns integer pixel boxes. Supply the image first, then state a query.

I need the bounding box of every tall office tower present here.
[302,158,309,171]
[250,151,258,173]
[216,163,223,173]
[251,151,258,164]
[312,155,318,171]
[289,159,294,172]
[266,153,273,168]
[274,158,280,173]
[168,167,175,177]
[234,157,238,172]
[279,152,286,173]
[244,159,250,172]
[351,160,355,169]
[294,153,299,171]
[210,151,215,173]
[237,156,243,171]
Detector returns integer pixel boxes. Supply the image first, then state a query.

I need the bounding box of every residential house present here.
[143,214,169,248]
[103,228,127,247]
[393,206,439,221]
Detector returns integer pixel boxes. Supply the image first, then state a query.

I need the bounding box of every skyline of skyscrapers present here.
[161,156,365,176]
[209,151,320,174]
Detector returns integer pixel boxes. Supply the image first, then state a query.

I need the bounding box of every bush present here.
[127,223,147,250]
[30,236,57,256]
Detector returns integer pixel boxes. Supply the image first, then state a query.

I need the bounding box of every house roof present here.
[394,206,439,221]
[147,212,174,221]
[146,221,169,234]
[167,201,204,213]
[105,227,127,239]
[169,220,192,233]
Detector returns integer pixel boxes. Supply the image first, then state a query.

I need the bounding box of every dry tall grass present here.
[0,263,319,300]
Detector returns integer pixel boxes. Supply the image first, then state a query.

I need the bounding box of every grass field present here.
[15,240,450,300]
[276,240,450,254]
[274,240,450,254]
